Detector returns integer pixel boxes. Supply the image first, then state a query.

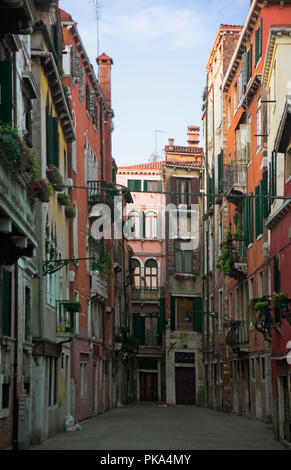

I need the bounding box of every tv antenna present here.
[149,130,166,162]
[92,0,102,58]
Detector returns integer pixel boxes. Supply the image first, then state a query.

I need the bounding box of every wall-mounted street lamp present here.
[42,257,98,275]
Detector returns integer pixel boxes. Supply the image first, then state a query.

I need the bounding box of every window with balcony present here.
[144,259,158,289]
[131,258,141,288]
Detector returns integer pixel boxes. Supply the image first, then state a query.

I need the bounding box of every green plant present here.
[23,144,41,182]
[255,301,269,311]
[57,192,71,206]
[65,203,76,218]
[88,235,113,279]
[32,179,53,202]
[217,245,231,276]
[47,165,64,191]
[271,291,288,306]
[1,124,22,161]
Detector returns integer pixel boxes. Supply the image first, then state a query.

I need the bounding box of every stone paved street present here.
[30,403,286,450]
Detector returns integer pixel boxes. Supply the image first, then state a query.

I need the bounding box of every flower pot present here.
[65,205,76,218]
[46,166,64,191]
[57,192,71,206]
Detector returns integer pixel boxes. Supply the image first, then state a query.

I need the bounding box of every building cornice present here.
[262,26,291,88]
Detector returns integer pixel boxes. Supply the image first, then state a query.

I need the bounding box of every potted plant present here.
[0,124,22,162]
[271,291,288,307]
[46,165,64,191]
[32,179,53,202]
[65,203,76,218]
[57,192,71,206]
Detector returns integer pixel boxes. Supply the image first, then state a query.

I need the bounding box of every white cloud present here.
[101,5,208,49]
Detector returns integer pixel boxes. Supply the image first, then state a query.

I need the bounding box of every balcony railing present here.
[132,287,160,301]
[225,320,249,352]
[56,302,76,342]
[87,180,107,205]
[91,271,108,301]
[87,181,133,206]
[224,162,247,205]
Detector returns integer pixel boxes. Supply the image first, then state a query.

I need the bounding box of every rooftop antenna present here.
[92,0,101,59]
[149,130,166,161]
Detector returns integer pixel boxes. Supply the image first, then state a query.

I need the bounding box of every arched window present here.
[144,259,158,289]
[145,211,157,238]
[128,210,140,239]
[131,259,141,288]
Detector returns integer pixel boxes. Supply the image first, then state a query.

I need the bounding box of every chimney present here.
[168,138,174,147]
[96,53,113,108]
[187,126,200,146]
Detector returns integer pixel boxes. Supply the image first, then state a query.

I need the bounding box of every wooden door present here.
[140,372,158,401]
[175,367,196,405]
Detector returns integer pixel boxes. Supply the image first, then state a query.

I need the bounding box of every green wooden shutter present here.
[262,171,269,218]
[274,256,281,293]
[247,46,252,83]
[249,192,254,243]
[2,269,11,337]
[158,297,166,345]
[255,184,261,238]
[170,295,175,331]
[144,180,149,192]
[134,314,145,345]
[259,18,262,59]
[52,117,59,167]
[243,199,249,248]
[255,26,260,66]
[242,52,248,89]
[157,181,162,193]
[193,297,203,333]
[46,112,54,167]
[128,180,141,192]
[140,210,145,238]
[0,61,12,125]
[271,151,277,200]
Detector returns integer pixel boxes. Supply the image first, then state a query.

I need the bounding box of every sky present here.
[58,0,250,167]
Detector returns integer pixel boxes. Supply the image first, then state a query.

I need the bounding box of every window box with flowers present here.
[65,203,76,218]
[46,165,64,191]
[32,179,53,202]
[57,192,71,206]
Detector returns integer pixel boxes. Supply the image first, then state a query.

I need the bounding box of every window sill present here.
[256,234,263,241]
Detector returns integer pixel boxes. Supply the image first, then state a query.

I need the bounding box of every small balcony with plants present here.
[56,301,81,342]
[217,229,247,280]
[131,287,160,302]
[225,320,249,353]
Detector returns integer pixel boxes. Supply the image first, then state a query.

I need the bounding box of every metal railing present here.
[225,320,249,347]
[224,162,247,195]
[56,302,75,335]
[132,287,160,301]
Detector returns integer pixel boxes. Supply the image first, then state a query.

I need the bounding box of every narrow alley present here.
[30,403,285,451]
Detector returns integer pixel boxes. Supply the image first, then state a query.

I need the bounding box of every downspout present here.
[100,103,104,181]
[205,73,210,405]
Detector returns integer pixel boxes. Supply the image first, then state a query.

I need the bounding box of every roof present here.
[117,161,165,171]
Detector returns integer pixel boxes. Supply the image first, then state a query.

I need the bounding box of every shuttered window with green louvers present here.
[127,180,141,192]
[218,151,223,194]
[170,295,175,331]
[262,171,269,219]
[255,19,262,67]
[133,314,145,345]
[2,268,12,337]
[52,117,59,168]
[255,184,262,238]
[46,109,54,167]
[207,173,214,209]
[193,297,203,333]
[0,61,12,126]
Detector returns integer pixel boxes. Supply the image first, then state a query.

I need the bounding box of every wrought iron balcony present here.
[132,287,160,302]
[87,180,108,205]
[224,162,247,206]
[225,320,249,353]
[87,180,133,206]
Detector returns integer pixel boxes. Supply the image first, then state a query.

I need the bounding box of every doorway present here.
[175,367,196,405]
[140,372,158,401]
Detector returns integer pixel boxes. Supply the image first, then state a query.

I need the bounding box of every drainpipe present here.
[100,103,104,181]
[205,73,210,404]
[12,264,18,450]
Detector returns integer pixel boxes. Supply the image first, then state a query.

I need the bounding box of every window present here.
[261,357,266,380]
[229,291,233,321]
[177,178,191,205]
[127,179,141,192]
[228,97,231,128]
[145,211,158,238]
[251,358,255,380]
[254,19,262,66]
[234,81,238,112]
[24,286,31,342]
[218,289,223,330]
[256,96,262,150]
[80,362,88,398]
[144,259,158,289]
[176,297,193,331]
[131,259,141,288]
[1,268,11,337]
[144,180,162,192]
[48,358,57,407]
[145,317,158,346]
[127,210,140,239]
[175,244,192,274]
[258,271,263,298]
[86,83,91,114]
